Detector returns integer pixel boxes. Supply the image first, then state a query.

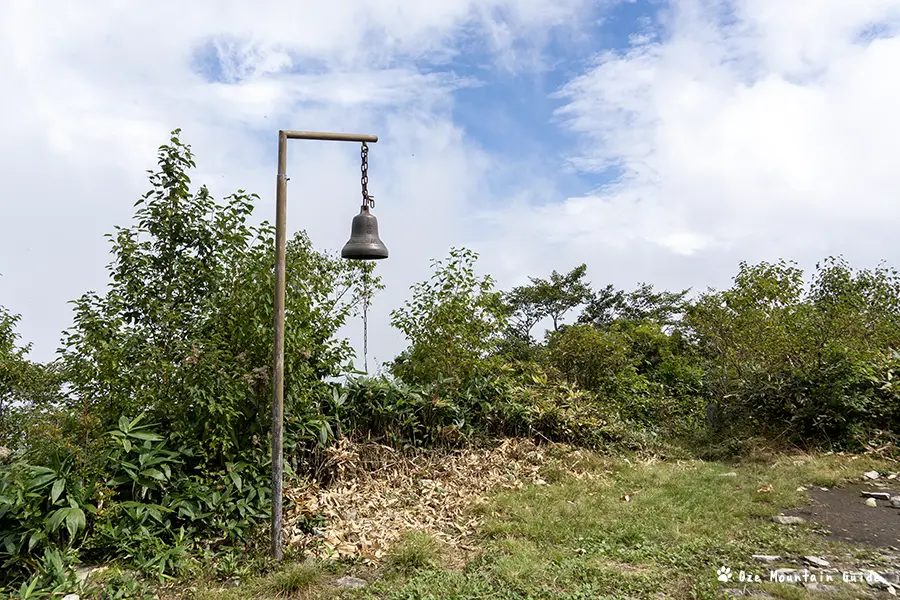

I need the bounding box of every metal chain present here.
[360,142,374,208]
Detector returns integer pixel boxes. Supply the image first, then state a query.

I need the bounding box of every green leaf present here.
[142,468,166,481]
[66,507,86,538]
[129,431,163,442]
[51,478,65,503]
[46,507,68,532]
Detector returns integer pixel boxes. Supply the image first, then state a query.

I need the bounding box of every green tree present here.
[58,130,379,465]
[390,247,507,386]
[579,283,690,329]
[0,307,60,451]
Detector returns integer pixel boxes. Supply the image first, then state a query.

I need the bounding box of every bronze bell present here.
[341,205,388,260]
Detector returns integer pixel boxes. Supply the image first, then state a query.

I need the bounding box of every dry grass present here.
[283,438,607,564]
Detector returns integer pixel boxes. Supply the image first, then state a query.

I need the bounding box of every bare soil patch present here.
[785,483,900,549]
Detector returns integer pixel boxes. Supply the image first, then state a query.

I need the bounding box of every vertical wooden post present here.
[271,130,288,560]
[269,130,380,560]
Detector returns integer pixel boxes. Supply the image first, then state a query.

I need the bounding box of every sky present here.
[3,0,900,370]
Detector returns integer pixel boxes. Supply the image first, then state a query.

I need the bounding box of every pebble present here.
[862,491,891,500]
[752,554,781,562]
[719,472,738,477]
[804,556,831,568]
[865,471,881,480]
[803,582,840,593]
[772,515,806,525]
[891,496,900,508]
[335,576,367,590]
[61,595,79,600]
[865,498,878,507]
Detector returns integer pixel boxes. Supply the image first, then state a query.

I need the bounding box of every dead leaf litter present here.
[283,438,603,563]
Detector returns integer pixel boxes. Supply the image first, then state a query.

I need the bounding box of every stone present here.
[889,473,898,480]
[862,492,891,500]
[74,565,107,584]
[61,595,79,600]
[864,471,881,480]
[819,487,829,491]
[335,576,367,590]
[890,496,900,508]
[863,570,896,595]
[865,498,878,507]
[0,446,10,459]
[752,554,781,562]
[803,582,840,593]
[772,515,806,525]
[804,556,831,568]
[719,472,738,477]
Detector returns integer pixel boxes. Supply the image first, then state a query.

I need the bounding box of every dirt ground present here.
[785,483,900,549]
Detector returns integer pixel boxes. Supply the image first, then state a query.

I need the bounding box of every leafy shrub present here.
[390,247,508,388]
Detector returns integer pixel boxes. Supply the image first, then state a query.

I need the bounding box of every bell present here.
[341,205,389,260]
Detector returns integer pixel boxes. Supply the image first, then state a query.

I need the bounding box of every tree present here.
[579,283,690,329]
[504,264,592,339]
[58,130,379,465]
[390,247,507,386]
[0,306,60,451]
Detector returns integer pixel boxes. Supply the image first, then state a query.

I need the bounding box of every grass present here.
[383,531,443,576]
[180,450,897,600]
[191,562,330,600]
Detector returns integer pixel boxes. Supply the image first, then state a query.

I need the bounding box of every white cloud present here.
[6,0,900,373]
[0,0,593,365]
[478,0,900,310]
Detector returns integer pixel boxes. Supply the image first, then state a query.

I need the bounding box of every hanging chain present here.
[360,142,374,208]
[362,269,369,373]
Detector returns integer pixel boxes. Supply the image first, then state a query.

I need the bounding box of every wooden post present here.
[270,130,378,560]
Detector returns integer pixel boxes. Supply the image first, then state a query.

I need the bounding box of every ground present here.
[785,483,900,549]
[162,443,900,600]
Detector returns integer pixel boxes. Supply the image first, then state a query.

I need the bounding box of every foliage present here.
[579,282,690,329]
[390,248,507,387]
[505,264,593,338]
[0,307,61,452]
[685,257,900,445]
[58,130,377,468]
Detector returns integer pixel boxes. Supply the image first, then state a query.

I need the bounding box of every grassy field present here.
[175,450,897,600]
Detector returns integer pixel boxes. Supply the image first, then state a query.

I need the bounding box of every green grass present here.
[192,562,330,600]
[383,531,443,576]
[181,451,898,600]
[354,452,897,600]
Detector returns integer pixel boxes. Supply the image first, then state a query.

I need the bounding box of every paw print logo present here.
[716,566,733,582]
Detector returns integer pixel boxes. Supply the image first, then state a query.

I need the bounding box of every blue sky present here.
[3,0,900,368]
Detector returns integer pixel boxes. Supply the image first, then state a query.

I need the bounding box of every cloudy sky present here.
[2,0,900,369]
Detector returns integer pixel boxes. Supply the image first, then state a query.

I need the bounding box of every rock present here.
[61,595,79,600]
[772,515,806,525]
[74,565,107,584]
[862,491,892,500]
[884,572,900,585]
[752,554,781,562]
[889,473,898,480]
[334,576,367,590]
[804,556,831,568]
[865,471,881,480]
[719,472,738,477]
[863,570,896,595]
[865,498,878,507]
[891,496,900,508]
[0,446,10,459]
[819,487,829,491]
[803,582,840,593]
